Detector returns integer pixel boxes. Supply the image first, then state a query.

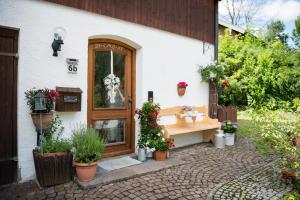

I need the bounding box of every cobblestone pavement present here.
[0,138,291,200]
[210,162,293,200]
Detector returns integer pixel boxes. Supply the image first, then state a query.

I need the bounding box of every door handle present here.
[128,96,132,109]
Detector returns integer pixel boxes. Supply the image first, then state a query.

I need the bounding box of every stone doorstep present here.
[76,156,186,190]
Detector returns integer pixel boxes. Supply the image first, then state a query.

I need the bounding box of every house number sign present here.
[64,95,78,103]
[66,58,79,74]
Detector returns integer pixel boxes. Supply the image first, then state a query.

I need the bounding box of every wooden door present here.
[88,39,136,157]
[0,26,18,185]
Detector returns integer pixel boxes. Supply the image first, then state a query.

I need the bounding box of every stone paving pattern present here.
[210,163,292,200]
[0,138,292,200]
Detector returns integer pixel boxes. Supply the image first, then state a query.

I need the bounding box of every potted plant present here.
[33,115,73,187]
[72,126,106,182]
[153,134,175,161]
[25,88,60,129]
[135,101,162,158]
[177,82,188,96]
[198,61,225,83]
[222,120,237,146]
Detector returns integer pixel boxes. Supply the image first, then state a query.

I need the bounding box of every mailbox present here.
[55,87,82,112]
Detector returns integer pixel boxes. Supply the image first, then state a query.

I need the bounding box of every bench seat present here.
[159,106,221,142]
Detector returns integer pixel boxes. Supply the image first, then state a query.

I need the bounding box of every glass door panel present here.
[94,51,125,108]
[94,119,125,145]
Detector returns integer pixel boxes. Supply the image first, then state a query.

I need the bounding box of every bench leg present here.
[202,129,217,143]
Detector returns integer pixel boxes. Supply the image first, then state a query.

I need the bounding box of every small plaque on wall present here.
[55,87,82,112]
[66,58,79,74]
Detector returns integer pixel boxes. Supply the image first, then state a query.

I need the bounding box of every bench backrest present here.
[159,106,208,117]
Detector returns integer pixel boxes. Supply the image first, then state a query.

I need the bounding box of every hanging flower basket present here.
[30,112,53,129]
[25,88,59,129]
[177,82,188,96]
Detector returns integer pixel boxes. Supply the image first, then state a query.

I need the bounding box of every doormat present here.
[98,156,141,171]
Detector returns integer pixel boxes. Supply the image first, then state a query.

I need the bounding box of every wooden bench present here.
[159,106,221,142]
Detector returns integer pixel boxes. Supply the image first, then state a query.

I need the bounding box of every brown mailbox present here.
[55,87,82,112]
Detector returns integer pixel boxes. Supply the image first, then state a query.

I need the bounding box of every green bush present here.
[72,126,106,163]
[38,138,71,153]
[35,115,70,153]
[217,29,300,110]
[250,109,300,175]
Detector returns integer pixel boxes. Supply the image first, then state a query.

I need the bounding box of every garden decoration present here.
[72,125,106,182]
[103,51,124,104]
[222,120,237,146]
[32,115,73,187]
[137,136,146,161]
[215,129,225,149]
[25,88,60,130]
[177,81,188,96]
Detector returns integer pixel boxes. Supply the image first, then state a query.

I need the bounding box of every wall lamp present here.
[51,27,66,57]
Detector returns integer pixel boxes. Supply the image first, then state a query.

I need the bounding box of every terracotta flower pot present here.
[282,168,296,180]
[177,87,186,96]
[74,161,99,182]
[153,151,167,161]
[31,112,53,129]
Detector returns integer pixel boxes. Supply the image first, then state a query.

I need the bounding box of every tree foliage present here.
[265,20,288,45]
[292,16,300,48]
[218,27,300,110]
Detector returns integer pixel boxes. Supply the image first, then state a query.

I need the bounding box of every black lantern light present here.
[52,33,64,57]
[34,91,47,112]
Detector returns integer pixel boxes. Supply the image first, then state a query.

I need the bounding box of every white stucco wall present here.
[0,0,214,182]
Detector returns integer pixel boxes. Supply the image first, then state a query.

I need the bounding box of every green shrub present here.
[72,125,106,163]
[217,29,300,110]
[35,115,70,153]
[38,138,71,153]
[250,109,300,175]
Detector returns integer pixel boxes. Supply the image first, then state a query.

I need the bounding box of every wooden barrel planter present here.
[33,151,73,187]
[217,106,237,123]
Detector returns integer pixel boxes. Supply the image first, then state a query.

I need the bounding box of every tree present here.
[292,16,300,48]
[265,20,288,44]
[220,0,260,27]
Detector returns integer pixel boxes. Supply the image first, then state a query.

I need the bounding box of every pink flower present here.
[177,82,188,88]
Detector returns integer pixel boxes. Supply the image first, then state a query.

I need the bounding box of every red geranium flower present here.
[223,81,230,88]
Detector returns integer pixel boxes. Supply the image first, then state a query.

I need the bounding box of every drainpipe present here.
[209,0,220,119]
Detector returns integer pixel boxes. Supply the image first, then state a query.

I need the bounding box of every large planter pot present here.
[138,148,146,161]
[153,151,167,161]
[33,151,73,187]
[225,133,235,146]
[177,87,186,96]
[74,161,99,182]
[31,112,53,129]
